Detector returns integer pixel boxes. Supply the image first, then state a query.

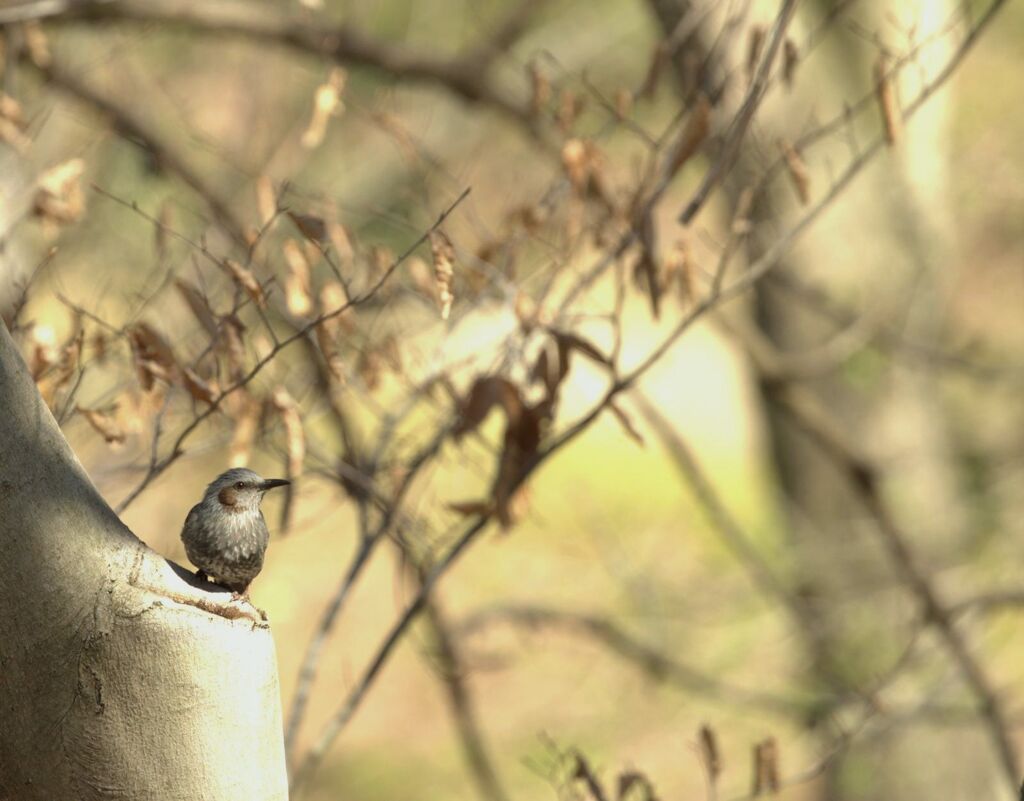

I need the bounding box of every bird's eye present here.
[235,481,245,490]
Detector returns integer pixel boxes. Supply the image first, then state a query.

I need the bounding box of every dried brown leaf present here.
[874,53,902,146]
[301,67,347,149]
[561,138,589,193]
[453,376,522,439]
[36,324,82,407]
[174,279,219,337]
[283,239,313,317]
[218,314,247,382]
[315,324,345,382]
[617,771,660,801]
[28,324,58,380]
[633,245,661,319]
[77,405,125,445]
[608,401,644,446]
[493,403,544,528]
[731,186,755,235]
[114,391,146,436]
[127,322,178,390]
[752,737,780,796]
[368,110,419,164]
[530,337,565,398]
[528,60,551,118]
[429,230,455,320]
[23,21,50,67]
[639,42,668,99]
[447,500,494,518]
[357,348,383,391]
[271,387,305,479]
[228,393,262,468]
[558,88,583,134]
[316,283,348,381]
[746,26,765,84]
[328,221,355,263]
[699,724,721,782]
[668,94,710,179]
[33,158,85,225]
[0,93,30,152]
[614,88,633,119]
[0,93,24,127]
[555,330,612,366]
[91,331,108,364]
[155,200,173,259]
[287,210,327,244]
[256,175,277,227]
[513,293,538,332]
[780,139,810,205]
[662,236,696,303]
[182,367,219,404]
[783,38,799,88]
[221,259,266,308]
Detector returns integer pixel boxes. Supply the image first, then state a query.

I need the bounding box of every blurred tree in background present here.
[1,0,1023,799]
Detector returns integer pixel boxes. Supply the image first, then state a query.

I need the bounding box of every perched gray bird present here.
[180,467,290,596]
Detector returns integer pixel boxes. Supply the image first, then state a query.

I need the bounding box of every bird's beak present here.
[260,478,291,491]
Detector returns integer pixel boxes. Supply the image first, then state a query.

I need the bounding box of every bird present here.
[180,467,290,598]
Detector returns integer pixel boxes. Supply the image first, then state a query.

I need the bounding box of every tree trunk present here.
[0,320,288,800]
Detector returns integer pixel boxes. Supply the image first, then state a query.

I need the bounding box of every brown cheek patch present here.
[218,486,238,507]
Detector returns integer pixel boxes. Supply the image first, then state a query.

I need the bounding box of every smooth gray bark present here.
[0,319,288,800]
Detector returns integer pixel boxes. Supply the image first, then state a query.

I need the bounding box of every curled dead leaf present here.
[783,38,799,88]
[33,158,85,226]
[492,402,545,528]
[561,138,589,193]
[447,500,494,518]
[287,210,327,244]
[668,94,710,179]
[752,737,780,796]
[780,139,810,204]
[0,93,30,152]
[182,367,219,404]
[608,401,644,446]
[155,200,173,260]
[699,724,721,782]
[28,323,58,380]
[228,393,262,468]
[429,230,455,320]
[127,322,178,390]
[271,387,305,480]
[453,376,522,439]
[661,236,696,303]
[283,239,313,316]
[746,26,766,85]
[328,221,355,263]
[23,21,50,67]
[528,60,551,119]
[874,53,902,146]
[256,175,277,227]
[77,405,126,445]
[301,67,347,149]
[639,42,668,99]
[221,259,266,309]
[174,279,219,337]
[217,314,247,382]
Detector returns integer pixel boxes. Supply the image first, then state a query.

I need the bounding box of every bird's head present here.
[204,467,290,513]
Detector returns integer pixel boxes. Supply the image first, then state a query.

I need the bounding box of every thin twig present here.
[114,187,470,514]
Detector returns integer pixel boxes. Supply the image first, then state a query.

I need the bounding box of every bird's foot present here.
[230,589,267,621]
[195,569,209,584]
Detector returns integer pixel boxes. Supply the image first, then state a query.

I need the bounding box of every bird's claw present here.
[229,590,267,622]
